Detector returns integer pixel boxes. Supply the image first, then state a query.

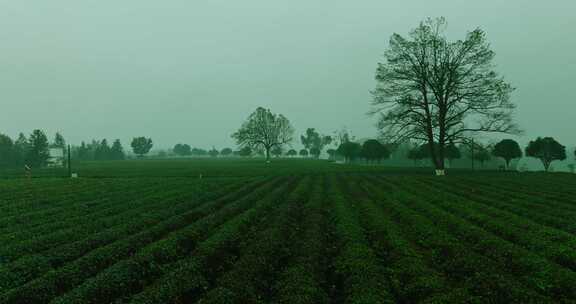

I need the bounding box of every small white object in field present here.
[71,173,78,178]
[435,169,445,176]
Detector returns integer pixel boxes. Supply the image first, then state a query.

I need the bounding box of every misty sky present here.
[1,1,574,150]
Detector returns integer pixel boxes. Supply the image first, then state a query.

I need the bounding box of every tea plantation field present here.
[1,160,575,303]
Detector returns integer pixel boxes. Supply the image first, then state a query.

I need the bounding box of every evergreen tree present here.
[53,132,66,149]
[95,139,111,160]
[76,141,90,161]
[13,133,29,166]
[26,130,50,168]
[0,134,15,168]
[110,139,126,160]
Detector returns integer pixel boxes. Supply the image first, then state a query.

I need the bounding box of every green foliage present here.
[110,139,126,160]
[238,146,252,157]
[445,143,461,162]
[271,145,283,157]
[300,128,332,158]
[94,139,111,161]
[74,139,125,161]
[173,144,192,156]
[360,139,390,163]
[337,142,361,163]
[326,148,337,160]
[493,139,522,169]
[474,144,492,168]
[299,149,308,157]
[0,164,576,303]
[232,107,294,161]
[209,147,220,158]
[220,148,233,157]
[192,148,208,156]
[406,145,425,166]
[26,129,50,168]
[372,17,519,171]
[0,134,15,168]
[525,137,566,172]
[286,149,297,157]
[53,132,66,149]
[12,133,29,166]
[131,137,153,157]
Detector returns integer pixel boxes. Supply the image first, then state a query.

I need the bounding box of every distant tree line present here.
[171,144,237,157]
[402,137,570,172]
[0,130,63,168]
[73,139,126,161]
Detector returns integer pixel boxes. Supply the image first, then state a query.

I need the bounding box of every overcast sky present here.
[1,1,574,150]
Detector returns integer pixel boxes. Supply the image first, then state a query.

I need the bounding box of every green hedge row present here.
[345,177,456,303]
[0,179,245,292]
[272,175,330,304]
[49,177,291,304]
[327,175,395,304]
[0,177,269,304]
[115,178,303,304]
[373,176,573,302]
[198,177,313,303]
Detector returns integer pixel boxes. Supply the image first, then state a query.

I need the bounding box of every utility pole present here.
[471,139,475,171]
[68,144,72,178]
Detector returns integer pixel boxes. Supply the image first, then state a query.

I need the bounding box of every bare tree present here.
[232,107,294,162]
[371,17,520,175]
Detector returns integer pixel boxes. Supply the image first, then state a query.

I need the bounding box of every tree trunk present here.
[265,148,271,163]
[505,159,511,171]
[543,159,550,172]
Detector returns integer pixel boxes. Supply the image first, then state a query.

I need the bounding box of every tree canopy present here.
[301,128,332,158]
[0,134,15,168]
[232,107,294,162]
[131,137,153,157]
[286,149,297,157]
[238,146,252,157]
[361,139,390,163]
[337,142,362,163]
[95,139,111,161]
[209,147,219,157]
[445,143,461,165]
[271,146,283,158]
[407,145,425,166]
[474,144,492,168]
[110,139,126,160]
[326,149,337,160]
[173,144,192,156]
[220,148,233,157]
[493,139,522,169]
[371,18,519,175]
[27,129,50,168]
[525,137,566,172]
[53,132,66,149]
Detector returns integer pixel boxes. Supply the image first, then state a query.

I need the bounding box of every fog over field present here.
[0,1,574,149]
[3,3,576,302]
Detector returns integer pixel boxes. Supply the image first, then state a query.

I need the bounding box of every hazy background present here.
[1,0,574,150]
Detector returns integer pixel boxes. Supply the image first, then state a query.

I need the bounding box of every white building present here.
[48,148,65,167]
